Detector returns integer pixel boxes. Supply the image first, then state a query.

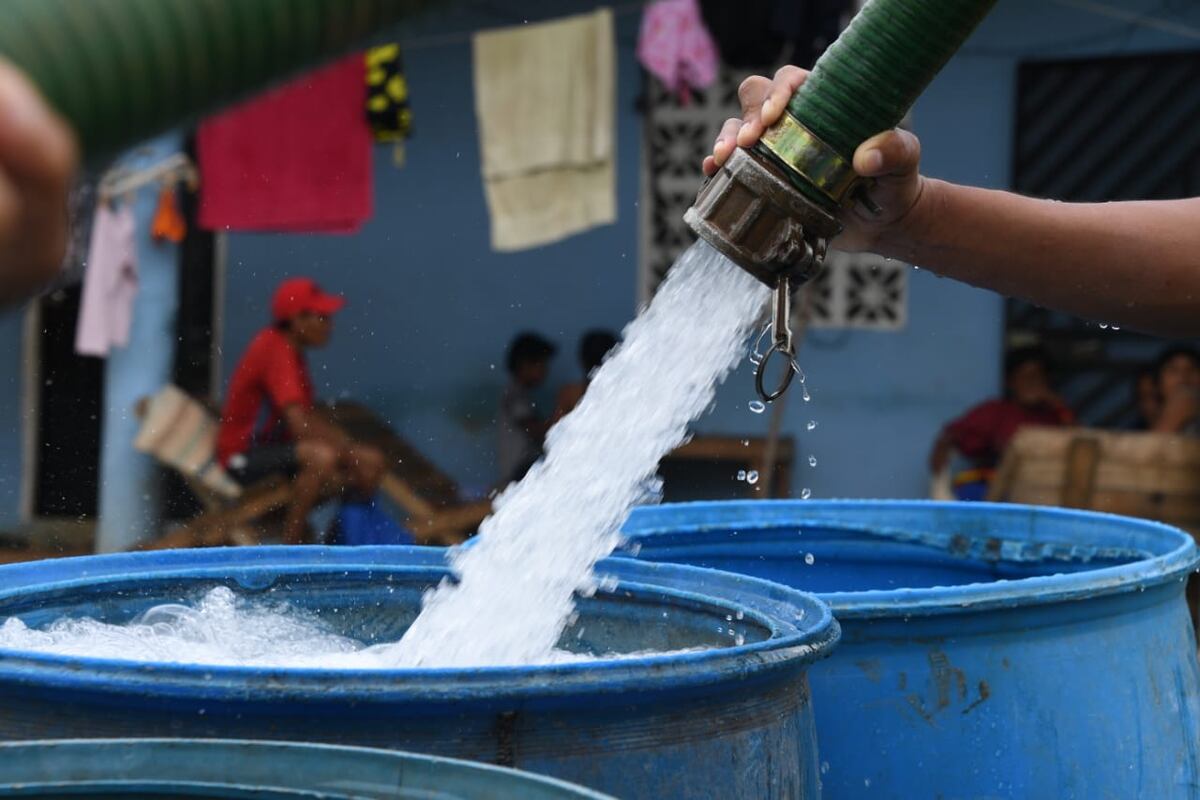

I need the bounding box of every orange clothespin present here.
[151,183,186,243]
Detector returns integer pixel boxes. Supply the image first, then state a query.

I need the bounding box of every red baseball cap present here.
[271,277,345,322]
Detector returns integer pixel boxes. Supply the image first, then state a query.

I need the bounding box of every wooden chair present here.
[987,426,1200,529]
[135,388,490,548]
[133,385,294,549]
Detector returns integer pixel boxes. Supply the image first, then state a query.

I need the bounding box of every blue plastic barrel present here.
[0,546,838,799]
[0,738,614,798]
[623,500,1200,799]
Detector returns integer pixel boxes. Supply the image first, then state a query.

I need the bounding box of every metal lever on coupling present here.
[754,276,801,403]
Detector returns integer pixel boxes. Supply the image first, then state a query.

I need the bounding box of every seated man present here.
[930,346,1074,500]
[1150,345,1200,435]
[216,277,385,544]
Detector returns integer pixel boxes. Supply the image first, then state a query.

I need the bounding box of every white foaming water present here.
[390,242,769,667]
[0,587,376,668]
[0,587,699,668]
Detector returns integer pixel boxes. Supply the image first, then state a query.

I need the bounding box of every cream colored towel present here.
[473,8,616,251]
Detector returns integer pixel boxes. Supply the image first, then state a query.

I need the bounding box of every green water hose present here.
[773,0,998,212]
[688,0,999,285]
[0,0,434,160]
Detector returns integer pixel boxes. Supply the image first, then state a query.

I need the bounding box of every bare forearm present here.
[877,180,1200,337]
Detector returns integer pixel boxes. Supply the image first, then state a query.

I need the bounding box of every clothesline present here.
[399,1,648,51]
[396,0,1200,55]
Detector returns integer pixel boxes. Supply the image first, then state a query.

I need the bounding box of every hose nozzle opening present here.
[685,147,841,288]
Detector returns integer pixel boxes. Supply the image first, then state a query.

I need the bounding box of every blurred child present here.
[497,332,557,485]
[551,329,619,424]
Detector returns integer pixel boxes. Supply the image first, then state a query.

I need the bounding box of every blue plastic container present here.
[623,500,1200,799]
[0,546,838,799]
[0,738,614,798]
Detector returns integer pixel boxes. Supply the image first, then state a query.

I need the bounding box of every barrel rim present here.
[622,500,1200,619]
[0,547,839,702]
[0,738,618,798]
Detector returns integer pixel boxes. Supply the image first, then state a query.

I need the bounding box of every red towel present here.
[198,55,372,233]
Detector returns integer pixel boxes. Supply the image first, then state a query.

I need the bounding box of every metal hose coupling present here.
[685,115,856,289]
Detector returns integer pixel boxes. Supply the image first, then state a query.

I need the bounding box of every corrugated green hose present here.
[773,0,997,208]
[0,0,434,160]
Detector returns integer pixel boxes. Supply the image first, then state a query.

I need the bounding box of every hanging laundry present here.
[637,0,719,103]
[151,184,187,243]
[473,9,615,252]
[197,55,372,233]
[75,202,138,357]
[365,43,413,166]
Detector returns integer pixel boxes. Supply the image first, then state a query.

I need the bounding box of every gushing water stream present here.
[391,243,768,667]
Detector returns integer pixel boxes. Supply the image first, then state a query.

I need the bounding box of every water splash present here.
[0,587,697,668]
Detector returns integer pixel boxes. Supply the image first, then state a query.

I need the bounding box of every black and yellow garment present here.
[365,44,412,163]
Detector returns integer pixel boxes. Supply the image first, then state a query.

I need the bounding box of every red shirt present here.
[216,328,314,464]
[945,399,1074,469]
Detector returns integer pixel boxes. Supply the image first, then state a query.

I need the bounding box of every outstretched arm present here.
[709,67,1200,338]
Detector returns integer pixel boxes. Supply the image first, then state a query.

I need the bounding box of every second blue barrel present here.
[0,738,614,798]
[623,500,1200,799]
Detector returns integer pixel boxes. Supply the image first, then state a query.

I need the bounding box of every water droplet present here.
[801,488,812,500]
[746,470,759,484]
[804,553,815,565]
[736,470,747,481]
[748,400,766,414]
[735,610,744,620]
[741,439,750,446]
[821,762,830,775]
[808,455,818,467]
[1112,325,1120,331]
[806,420,817,431]
[802,385,811,402]
[1099,322,1108,329]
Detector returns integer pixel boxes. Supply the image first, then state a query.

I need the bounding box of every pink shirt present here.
[75,203,138,357]
[637,0,719,102]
